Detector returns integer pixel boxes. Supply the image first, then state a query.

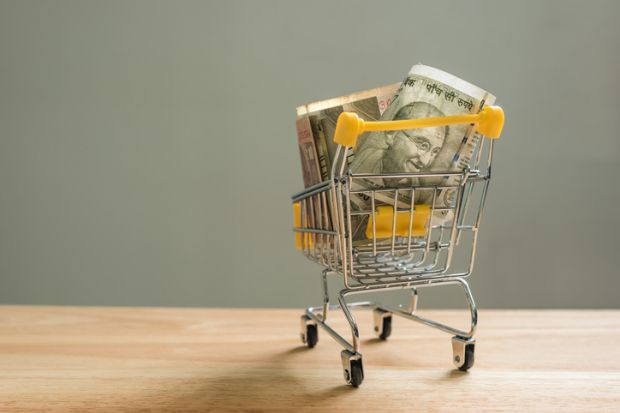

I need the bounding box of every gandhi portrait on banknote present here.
[351,101,447,186]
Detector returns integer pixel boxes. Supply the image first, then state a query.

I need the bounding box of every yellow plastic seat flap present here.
[365,204,430,239]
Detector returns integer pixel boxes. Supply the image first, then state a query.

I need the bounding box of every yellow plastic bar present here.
[334,105,505,148]
[366,204,430,239]
[293,202,313,250]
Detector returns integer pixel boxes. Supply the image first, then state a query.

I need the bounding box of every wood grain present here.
[1,306,619,412]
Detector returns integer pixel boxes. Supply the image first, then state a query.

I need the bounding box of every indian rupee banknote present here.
[349,64,496,232]
[296,85,399,242]
[296,84,399,185]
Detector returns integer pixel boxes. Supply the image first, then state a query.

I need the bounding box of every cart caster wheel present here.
[341,350,364,387]
[373,309,392,340]
[300,315,318,348]
[452,336,475,371]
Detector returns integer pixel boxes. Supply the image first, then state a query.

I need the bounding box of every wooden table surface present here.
[1,306,619,412]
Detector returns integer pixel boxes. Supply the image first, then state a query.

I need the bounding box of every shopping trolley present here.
[292,106,505,387]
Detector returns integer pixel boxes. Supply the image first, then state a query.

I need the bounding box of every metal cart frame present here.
[292,107,503,387]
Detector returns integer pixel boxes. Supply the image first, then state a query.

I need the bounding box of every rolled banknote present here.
[296,84,400,242]
[296,84,399,186]
[349,64,496,231]
[296,116,323,188]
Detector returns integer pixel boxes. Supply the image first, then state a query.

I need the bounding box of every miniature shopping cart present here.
[292,106,505,387]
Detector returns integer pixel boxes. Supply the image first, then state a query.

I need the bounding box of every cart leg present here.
[338,290,364,387]
[370,278,478,370]
[337,290,361,354]
[382,278,477,338]
[409,287,418,314]
[457,278,478,338]
[450,278,477,371]
[300,270,331,348]
[320,270,329,322]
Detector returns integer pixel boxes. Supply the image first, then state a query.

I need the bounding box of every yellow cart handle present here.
[334,105,505,148]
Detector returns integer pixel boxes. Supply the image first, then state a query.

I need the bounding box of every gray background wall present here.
[1,0,619,309]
